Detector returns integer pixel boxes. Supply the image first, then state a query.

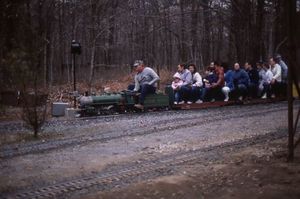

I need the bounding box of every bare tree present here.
[21,79,48,138]
[0,0,292,91]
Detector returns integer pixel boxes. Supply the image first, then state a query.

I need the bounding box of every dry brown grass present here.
[158,68,175,88]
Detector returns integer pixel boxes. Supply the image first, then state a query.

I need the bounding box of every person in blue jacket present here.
[230,63,250,101]
[244,62,259,98]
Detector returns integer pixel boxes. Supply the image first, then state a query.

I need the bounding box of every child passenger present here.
[172,72,184,104]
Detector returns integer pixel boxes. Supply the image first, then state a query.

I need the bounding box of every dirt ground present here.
[87,139,300,199]
[1,102,300,199]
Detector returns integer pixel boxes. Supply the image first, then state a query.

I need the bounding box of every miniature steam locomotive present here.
[78,87,173,116]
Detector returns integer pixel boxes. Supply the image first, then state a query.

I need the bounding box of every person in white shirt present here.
[275,54,288,96]
[188,64,203,103]
[257,62,273,98]
[269,57,282,98]
[176,64,193,104]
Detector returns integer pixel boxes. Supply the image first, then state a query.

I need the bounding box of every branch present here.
[275,37,288,53]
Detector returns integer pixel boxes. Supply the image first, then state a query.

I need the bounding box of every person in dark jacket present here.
[204,66,218,84]
[230,63,250,101]
[244,62,259,98]
[201,65,217,102]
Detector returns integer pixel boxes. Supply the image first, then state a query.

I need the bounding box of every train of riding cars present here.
[77,86,282,117]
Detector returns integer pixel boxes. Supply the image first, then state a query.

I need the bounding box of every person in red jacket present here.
[203,61,225,102]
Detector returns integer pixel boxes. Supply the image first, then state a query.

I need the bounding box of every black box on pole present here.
[71,40,81,108]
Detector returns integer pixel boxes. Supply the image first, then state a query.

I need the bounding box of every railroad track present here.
[0,104,288,159]
[1,130,286,199]
[0,101,287,134]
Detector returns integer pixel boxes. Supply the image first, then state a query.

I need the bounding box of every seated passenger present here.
[269,57,282,98]
[275,54,288,97]
[188,64,203,103]
[275,54,288,83]
[132,60,160,109]
[222,63,234,102]
[257,62,273,98]
[201,65,218,102]
[177,64,193,104]
[244,62,259,98]
[257,61,265,97]
[203,66,218,84]
[171,72,183,104]
[202,62,225,102]
[230,63,250,101]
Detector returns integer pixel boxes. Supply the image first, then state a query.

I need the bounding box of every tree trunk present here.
[107,0,118,67]
[179,0,187,62]
[58,0,65,83]
[43,42,47,87]
[202,0,211,65]
[190,1,200,63]
[255,0,265,61]
[88,42,96,91]
[49,38,54,87]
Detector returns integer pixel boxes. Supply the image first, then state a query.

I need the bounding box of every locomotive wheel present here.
[105,105,117,115]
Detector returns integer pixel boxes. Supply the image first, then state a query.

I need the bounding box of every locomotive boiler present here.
[78,89,171,116]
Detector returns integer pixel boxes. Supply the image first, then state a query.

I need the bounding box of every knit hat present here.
[173,72,181,79]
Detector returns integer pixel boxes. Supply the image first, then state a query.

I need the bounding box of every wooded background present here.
[0,0,299,90]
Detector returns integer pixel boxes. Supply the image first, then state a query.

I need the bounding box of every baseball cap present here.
[133,60,143,67]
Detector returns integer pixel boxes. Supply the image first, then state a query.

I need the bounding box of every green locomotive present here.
[78,88,172,116]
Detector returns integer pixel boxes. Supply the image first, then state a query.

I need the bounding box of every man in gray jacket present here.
[275,54,288,83]
[275,54,288,96]
[133,60,160,109]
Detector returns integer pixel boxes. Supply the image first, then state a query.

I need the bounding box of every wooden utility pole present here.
[287,0,300,161]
